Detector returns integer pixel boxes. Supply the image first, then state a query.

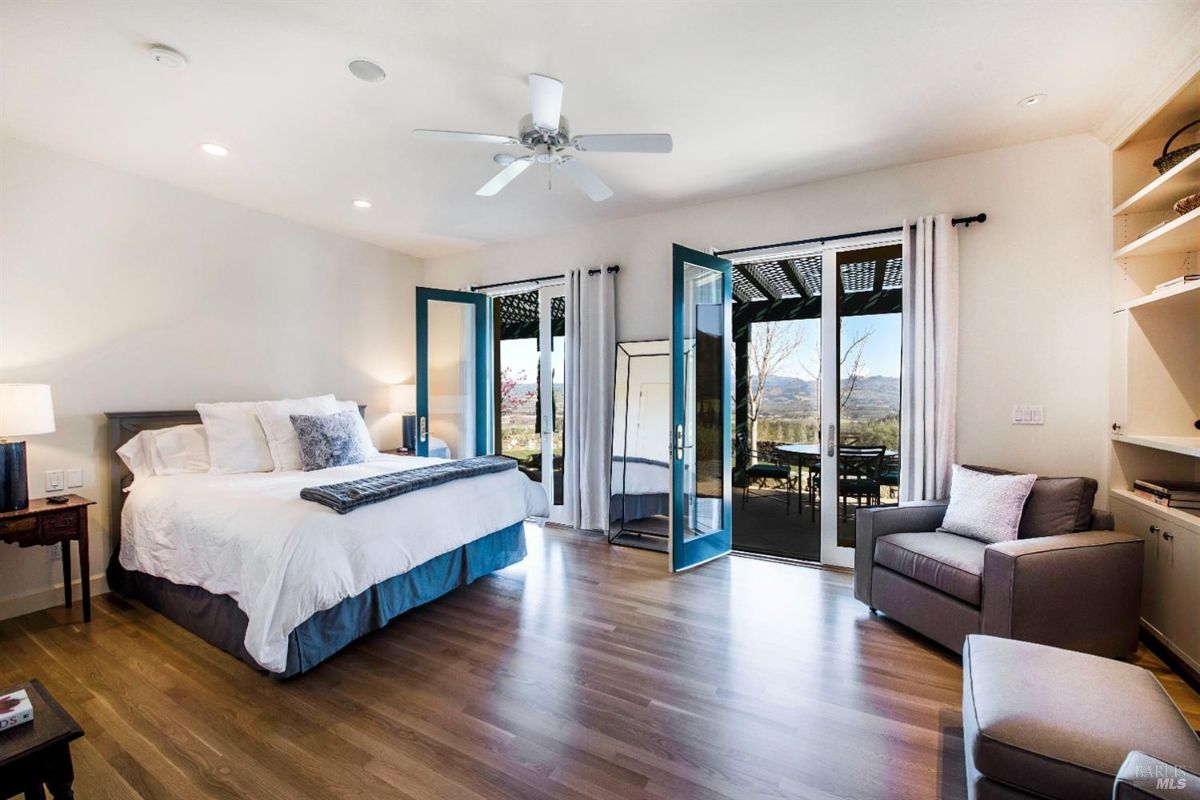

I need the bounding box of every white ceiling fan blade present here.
[476,157,532,197]
[572,133,673,153]
[529,74,563,133]
[556,157,613,202]
[413,129,519,145]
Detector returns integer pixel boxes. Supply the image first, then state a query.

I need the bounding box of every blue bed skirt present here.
[118,522,527,678]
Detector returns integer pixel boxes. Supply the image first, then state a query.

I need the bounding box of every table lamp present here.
[388,384,417,451]
[0,384,56,512]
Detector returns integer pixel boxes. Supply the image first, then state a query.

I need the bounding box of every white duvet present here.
[611,459,670,497]
[120,455,549,673]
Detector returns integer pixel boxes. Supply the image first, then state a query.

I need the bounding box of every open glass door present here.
[670,245,733,572]
[415,287,489,458]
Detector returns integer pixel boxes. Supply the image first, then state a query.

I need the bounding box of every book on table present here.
[0,689,33,732]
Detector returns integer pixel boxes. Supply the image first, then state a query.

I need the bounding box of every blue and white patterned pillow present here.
[290,410,366,471]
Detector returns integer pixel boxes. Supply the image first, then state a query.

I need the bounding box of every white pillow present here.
[116,432,154,481]
[196,401,275,474]
[335,400,378,457]
[254,395,339,471]
[147,424,210,475]
[940,464,1038,544]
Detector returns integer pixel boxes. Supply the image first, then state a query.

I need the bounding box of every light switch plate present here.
[47,543,62,562]
[66,468,83,489]
[44,470,64,492]
[1011,405,1045,425]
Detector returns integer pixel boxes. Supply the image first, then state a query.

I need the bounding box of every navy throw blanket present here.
[300,455,517,514]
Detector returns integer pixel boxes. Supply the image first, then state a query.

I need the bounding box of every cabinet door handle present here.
[1163,531,1175,541]
[1150,525,1160,534]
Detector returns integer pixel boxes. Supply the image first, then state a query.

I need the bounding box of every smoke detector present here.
[148,44,187,69]
[347,58,386,83]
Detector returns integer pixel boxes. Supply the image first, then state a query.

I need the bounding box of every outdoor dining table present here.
[775,443,898,513]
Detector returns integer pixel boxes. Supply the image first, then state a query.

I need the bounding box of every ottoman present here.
[962,635,1200,799]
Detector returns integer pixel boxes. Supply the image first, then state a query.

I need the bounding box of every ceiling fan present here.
[413,74,673,202]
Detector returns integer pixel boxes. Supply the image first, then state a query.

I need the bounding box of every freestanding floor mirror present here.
[610,340,671,552]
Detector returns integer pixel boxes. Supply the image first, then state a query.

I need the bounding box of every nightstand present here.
[0,496,95,622]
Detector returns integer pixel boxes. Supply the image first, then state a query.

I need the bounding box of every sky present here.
[769,313,901,380]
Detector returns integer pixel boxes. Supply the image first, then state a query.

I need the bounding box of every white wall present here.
[0,138,422,618]
[425,134,1112,495]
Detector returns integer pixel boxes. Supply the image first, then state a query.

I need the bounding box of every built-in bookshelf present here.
[1109,67,1200,681]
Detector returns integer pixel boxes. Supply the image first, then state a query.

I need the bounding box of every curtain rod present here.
[713,213,987,258]
[469,264,620,292]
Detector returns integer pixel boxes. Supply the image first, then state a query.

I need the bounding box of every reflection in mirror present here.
[610,340,670,552]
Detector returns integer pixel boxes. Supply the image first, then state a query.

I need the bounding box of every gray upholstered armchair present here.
[854,470,1144,658]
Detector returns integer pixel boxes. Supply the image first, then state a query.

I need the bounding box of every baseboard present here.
[0,575,109,621]
[1141,624,1200,694]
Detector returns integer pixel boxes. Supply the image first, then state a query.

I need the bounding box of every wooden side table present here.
[0,679,84,799]
[0,496,95,622]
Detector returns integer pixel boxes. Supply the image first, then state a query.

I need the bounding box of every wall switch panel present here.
[44,470,64,492]
[1011,405,1045,425]
[66,469,83,489]
[47,543,62,562]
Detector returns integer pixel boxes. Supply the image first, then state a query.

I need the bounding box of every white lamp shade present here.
[0,384,55,437]
[388,384,417,414]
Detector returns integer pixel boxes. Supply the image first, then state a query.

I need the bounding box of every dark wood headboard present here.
[105,404,368,547]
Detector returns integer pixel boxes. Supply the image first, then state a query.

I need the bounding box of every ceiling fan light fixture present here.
[200,142,229,157]
[347,58,387,83]
[352,199,373,209]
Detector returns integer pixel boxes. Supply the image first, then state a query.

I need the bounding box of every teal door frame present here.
[415,287,490,457]
[670,244,733,572]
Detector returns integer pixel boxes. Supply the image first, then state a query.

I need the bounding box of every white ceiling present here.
[2,0,1197,259]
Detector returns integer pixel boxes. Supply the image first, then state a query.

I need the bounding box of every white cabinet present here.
[1112,492,1200,675]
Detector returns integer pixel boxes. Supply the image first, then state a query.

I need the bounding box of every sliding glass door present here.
[670,245,733,572]
[415,287,489,458]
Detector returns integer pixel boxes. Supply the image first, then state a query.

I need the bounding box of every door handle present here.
[676,424,684,461]
[419,416,428,443]
[827,424,835,457]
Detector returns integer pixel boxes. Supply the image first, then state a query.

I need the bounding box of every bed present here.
[105,409,547,678]
[610,455,670,522]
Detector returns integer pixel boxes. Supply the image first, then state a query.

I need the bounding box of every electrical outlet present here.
[44,470,64,492]
[1011,405,1045,426]
[47,543,62,561]
[66,468,83,489]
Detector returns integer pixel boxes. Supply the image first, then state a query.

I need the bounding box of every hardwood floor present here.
[2,523,1197,800]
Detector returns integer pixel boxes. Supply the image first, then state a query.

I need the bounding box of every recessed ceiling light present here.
[347,58,386,83]
[200,142,229,157]
[148,44,187,69]
[352,199,373,209]
[1018,94,1047,108]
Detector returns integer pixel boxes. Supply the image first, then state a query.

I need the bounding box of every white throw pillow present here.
[196,401,275,474]
[116,432,154,481]
[254,395,339,471]
[940,464,1038,544]
[147,424,210,475]
[335,399,378,457]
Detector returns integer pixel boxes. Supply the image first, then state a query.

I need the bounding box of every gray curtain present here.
[564,267,617,530]
[899,214,959,501]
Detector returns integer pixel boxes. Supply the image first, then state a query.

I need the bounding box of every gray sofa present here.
[854,469,1144,657]
[963,634,1200,799]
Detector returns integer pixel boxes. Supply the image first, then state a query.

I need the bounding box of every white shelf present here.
[1112,433,1200,458]
[1113,207,1200,259]
[1120,278,1200,312]
[1111,489,1200,535]
[1113,150,1200,216]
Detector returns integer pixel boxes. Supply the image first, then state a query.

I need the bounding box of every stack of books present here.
[1134,479,1200,510]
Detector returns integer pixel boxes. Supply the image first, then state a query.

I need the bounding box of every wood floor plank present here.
[1,523,1196,800]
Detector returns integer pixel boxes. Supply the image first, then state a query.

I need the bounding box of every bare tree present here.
[747,321,809,451]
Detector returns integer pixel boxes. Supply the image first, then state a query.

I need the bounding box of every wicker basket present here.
[1153,120,1200,174]
[1175,192,1200,216]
